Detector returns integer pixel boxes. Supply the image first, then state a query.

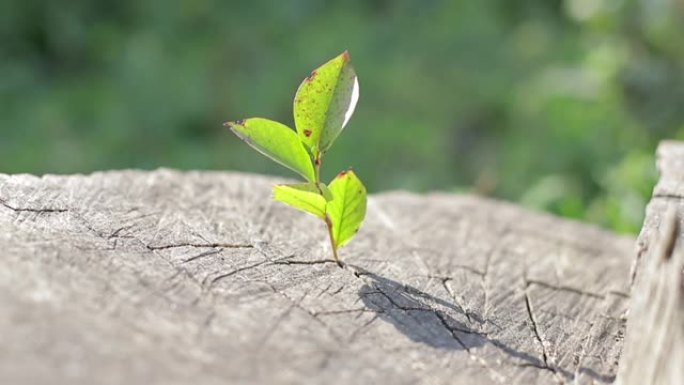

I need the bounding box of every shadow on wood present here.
[356,267,616,383]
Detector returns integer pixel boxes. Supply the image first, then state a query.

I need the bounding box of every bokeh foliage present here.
[2,0,683,233]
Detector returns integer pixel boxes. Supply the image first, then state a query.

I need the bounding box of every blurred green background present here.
[2,0,683,233]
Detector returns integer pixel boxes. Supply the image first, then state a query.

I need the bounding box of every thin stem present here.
[314,156,322,184]
[324,215,342,267]
[315,154,340,267]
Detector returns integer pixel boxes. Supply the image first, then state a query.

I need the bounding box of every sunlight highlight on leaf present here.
[293,51,359,157]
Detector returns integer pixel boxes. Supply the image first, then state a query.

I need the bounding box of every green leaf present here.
[224,118,315,182]
[326,169,367,248]
[293,51,359,157]
[273,183,327,218]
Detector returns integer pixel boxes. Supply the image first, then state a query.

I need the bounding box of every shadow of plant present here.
[354,267,615,382]
[356,267,485,351]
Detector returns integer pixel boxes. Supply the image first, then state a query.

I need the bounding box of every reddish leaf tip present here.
[342,50,351,61]
[224,119,245,127]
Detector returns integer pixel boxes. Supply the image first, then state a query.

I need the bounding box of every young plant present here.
[224,51,366,267]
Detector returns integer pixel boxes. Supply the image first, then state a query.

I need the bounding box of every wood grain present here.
[617,141,684,385]
[0,169,634,385]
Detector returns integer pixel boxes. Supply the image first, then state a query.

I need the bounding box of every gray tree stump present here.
[616,141,684,385]
[0,167,635,384]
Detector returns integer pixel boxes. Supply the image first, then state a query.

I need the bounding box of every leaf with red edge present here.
[293,51,359,158]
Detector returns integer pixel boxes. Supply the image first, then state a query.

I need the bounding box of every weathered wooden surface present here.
[617,141,684,385]
[0,169,634,385]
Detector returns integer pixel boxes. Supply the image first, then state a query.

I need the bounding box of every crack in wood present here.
[147,242,254,250]
[652,193,684,200]
[438,277,474,324]
[526,279,605,300]
[312,308,371,316]
[271,259,338,266]
[182,249,222,264]
[523,290,566,384]
[433,310,470,351]
[524,290,550,369]
[0,198,67,214]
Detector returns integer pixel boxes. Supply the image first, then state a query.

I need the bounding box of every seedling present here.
[224,51,366,267]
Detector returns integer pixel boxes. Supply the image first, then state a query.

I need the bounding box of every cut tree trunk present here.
[616,141,684,385]
[0,157,651,385]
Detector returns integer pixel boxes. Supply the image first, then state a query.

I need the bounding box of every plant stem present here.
[315,155,340,267]
[324,215,342,267]
[314,156,321,184]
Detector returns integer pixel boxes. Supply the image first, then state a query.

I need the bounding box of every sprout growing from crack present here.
[224,51,366,266]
